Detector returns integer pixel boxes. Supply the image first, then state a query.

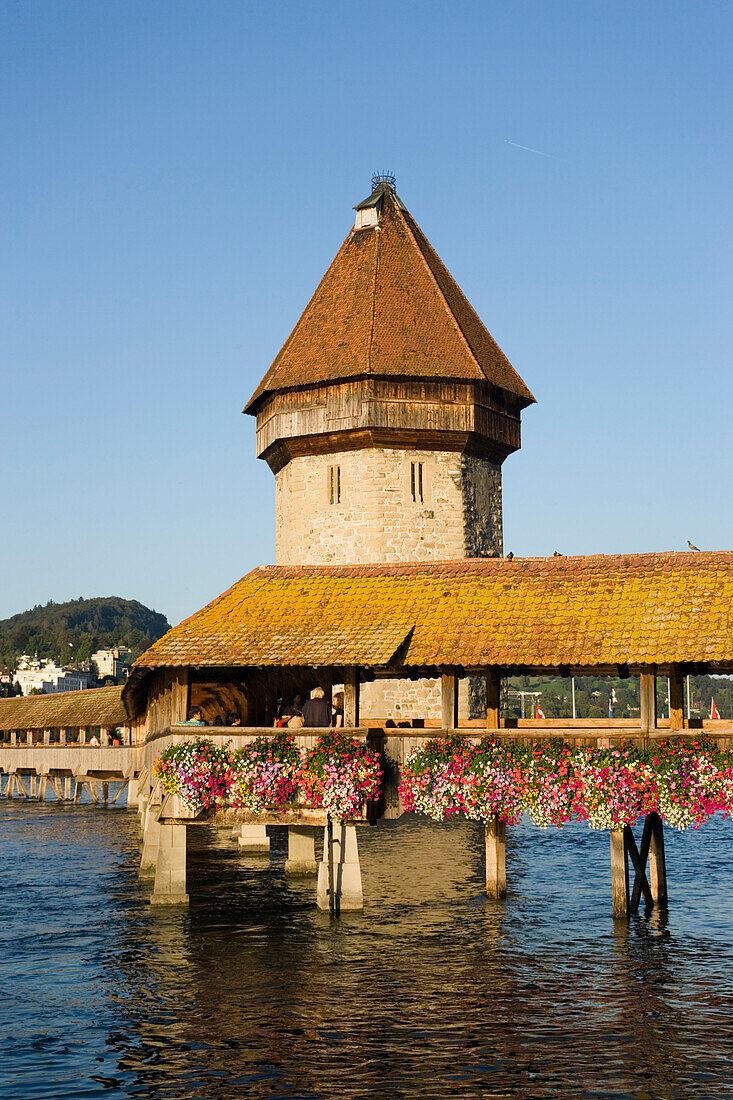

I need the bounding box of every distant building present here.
[13,658,90,695]
[91,647,132,680]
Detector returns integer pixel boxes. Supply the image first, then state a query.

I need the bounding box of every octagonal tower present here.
[245,177,534,568]
[244,177,535,718]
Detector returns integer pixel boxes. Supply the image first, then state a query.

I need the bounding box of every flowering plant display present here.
[399,736,733,832]
[153,738,234,813]
[153,732,382,819]
[299,732,383,820]
[229,733,301,811]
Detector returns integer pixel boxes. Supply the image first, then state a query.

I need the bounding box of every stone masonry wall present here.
[275,448,502,565]
[275,447,502,722]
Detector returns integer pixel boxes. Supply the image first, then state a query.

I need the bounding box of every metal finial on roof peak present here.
[371,172,396,192]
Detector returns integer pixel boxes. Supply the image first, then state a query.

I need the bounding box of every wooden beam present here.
[485,670,500,731]
[343,667,360,728]
[441,672,458,730]
[640,671,657,733]
[669,665,685,730]
[485,816,506,898]
[626,822,654,912]
[171,668,190,726]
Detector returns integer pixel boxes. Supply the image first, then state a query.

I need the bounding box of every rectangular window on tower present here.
[328,465,341,505]
[410,461,424,503]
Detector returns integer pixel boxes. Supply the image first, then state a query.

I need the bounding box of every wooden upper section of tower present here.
[245,179,535,473]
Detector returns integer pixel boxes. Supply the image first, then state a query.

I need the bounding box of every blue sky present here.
[1,1,731,626]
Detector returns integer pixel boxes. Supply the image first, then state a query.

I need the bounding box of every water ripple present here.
[1,804,733,1097]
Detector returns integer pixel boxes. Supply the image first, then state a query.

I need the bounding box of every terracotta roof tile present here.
[245,189,534,412]
[135,552,733,671]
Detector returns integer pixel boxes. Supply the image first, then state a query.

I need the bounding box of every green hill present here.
[0,597,171,673]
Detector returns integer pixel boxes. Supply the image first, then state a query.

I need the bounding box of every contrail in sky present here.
[504,139,560,160]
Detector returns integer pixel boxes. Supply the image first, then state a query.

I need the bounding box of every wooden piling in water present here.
[647,812,668,906]
[610,828,629,918]
[485,816,506,899]
[610,813,668,918]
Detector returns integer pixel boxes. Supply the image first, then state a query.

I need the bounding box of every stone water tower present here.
[244,176,535,718]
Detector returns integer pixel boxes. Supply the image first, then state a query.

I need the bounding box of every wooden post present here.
[640,671,657,733]
[485,669,500,730]
[485,816,506,898]
[10,730,17,746]
[59,729,66,746]
[171,668,190,725]
[669,665,685,730]
[343,667,360,728]
[327,814,335,916]
[610,828,629,918]
[648,811,668,905]
[441,671,459,730]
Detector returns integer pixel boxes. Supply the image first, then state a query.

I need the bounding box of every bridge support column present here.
[285,827,318,874]
[237,824,270,853]
[140,787,163,875]
[126,775,139,810]
[485,816,507,899]
[37,775,48,801]
[150,823,189,906]
[317,824,363,912]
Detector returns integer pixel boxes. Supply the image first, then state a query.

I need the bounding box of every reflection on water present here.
[2,803,733,1098]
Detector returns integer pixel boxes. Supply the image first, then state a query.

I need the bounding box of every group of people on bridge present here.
[181,687,346,730]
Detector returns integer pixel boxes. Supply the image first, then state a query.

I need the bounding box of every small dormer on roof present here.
[353,174,406,229]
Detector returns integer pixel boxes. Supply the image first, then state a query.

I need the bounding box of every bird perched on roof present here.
[687,540,701,552]
[506,551,514,560]
[553,551,564,557]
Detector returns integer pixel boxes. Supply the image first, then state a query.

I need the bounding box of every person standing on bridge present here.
[301,687,331,728]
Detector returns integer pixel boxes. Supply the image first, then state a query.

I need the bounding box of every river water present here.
[1,801,733,1099]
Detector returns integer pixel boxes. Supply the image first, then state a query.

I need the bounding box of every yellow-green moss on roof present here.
[0,684,127,731]
[134,552,733,673]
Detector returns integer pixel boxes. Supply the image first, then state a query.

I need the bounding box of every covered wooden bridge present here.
[122,550,733,915]
[0,685,143,805]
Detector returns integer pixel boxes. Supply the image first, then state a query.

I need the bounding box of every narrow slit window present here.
[411,461,424,503]
[328,465,341,505]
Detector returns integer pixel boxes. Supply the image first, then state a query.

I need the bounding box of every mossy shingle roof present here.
[245,187,535,411]
[135,552,733,672]
[0,685,127,731]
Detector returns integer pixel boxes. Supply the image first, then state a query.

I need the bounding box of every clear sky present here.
[2,1,731,627]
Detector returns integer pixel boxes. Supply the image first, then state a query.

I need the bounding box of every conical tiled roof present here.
[245,186,535,413]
